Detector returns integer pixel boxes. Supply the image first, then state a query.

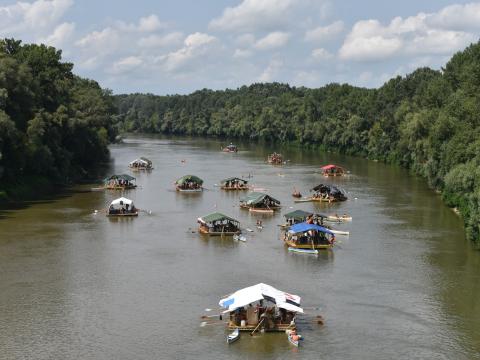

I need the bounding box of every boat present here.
[233,234,247,242]
[129,157,153,171]
[286,329,301,347]
[310,184,347,202]
[294,198,314,203]
[267,152,283,165]
[197,212,241,236]
[220,177,249,190]
[227,328,240,344]
[240,192,281,213]
[218,283,303,332]
[288,247,318,255]
[222,143,238,153]
[320,164,346,177]
[281,211,348,235]
[325,214,352,222]
[106,197,139,217]
[283,222,335,250]
[102,174,137,190]
[175,175,203,192]
[292,188,302,198]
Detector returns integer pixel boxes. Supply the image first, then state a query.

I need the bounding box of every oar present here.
[250,317,265,336]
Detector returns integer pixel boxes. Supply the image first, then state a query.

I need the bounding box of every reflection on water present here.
[0,135,479,360]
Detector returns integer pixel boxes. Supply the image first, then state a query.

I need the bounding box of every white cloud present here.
[258,59,282,82]
[40,22,75,47]
[428,3,480,30]
[254,31,290,50]
[137,15,165,32]
[235,33,256,47]
[311,48,333,61]
[76,27,120,53]
[138,32,183,48]
[0,0,73,37]
[233,48,253,58]
[209,0,296,32]
[109,56,143,74]
[160,32,217,72]
[305,20,344,43]
[339,5,478,62]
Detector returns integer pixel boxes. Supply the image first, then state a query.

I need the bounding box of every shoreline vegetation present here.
[0,39,116,204]
[1,38,479,244]
[113,41,480,244]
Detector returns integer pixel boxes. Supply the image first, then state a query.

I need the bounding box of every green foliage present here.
[0,39,116,190]
[112,41,480,243]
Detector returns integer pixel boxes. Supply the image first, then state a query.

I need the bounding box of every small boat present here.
[233,234,247,242]
[288,247,318,255]
[294,198,314,203]
[287,330,300,347]
[267,152,283,165]
[326,215,352,222]
[222,143,238,153]
[227,328,240,344]
[292,188,302,198]
[320,164,346,177]
[249,208,274,214]
[329,229,350,236]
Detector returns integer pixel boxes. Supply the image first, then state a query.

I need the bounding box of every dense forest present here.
[113,41,480,244]
[0,39,116,200]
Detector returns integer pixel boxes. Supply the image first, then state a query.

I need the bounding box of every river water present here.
[1,135,479,360]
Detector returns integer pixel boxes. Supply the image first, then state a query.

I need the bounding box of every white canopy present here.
[219,283,303,313]
[110,197,134,209]
[129,158,149,166]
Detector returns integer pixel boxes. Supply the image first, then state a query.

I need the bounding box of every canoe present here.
[293,198,314,203]
[288,247,318,255]
[227,328,240,344]
[326,215,352,222]
[329,229,349,236]
[233,234,247,242]
[249,208,274,214]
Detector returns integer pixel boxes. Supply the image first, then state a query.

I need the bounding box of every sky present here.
[0,0,480,94]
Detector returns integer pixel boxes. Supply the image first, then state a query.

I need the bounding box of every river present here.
[1,135,479,360]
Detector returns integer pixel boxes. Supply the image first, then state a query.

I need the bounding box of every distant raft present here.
[103,174,137,190]
[239,192,281,213]
[220,177,249,190]
[197,212,241,236]
[106,197,138,217]
[175,175,203,192]
[320,164,346,177]
[129,157,153,171]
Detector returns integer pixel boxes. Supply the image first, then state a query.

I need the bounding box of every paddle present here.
[250,317,265,336]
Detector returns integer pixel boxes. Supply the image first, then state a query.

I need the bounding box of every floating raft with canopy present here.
[107,196,138,217]
[222,143,238,153]
[197,212,241,235]
[240,192,281,213]
[310,184,347,202]
[267,152,283,165]
[175,175,204,192]
[103,174,137,190]
[283,222,335,250]
[129,157,153,170]
[220,177,249,190]
[219,283,302,332]
[320,164,345,177]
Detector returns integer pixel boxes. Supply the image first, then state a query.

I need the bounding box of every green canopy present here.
[220,177,248,185]
[241,192,280,206]
[284,209,313,221]
[176,175,204,185]
[104,174,136,182]
[139,157,152,165]
[199,212,239,224]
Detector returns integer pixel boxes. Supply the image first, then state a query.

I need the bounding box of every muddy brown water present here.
[1,135,479,359]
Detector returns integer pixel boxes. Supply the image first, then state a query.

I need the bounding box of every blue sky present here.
[0,0,479,94]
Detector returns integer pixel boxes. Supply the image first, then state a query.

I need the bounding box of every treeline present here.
[115,41,480,243]
[0,39,116,199]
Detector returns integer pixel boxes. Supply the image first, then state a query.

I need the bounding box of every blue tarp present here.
[288,222,334,235]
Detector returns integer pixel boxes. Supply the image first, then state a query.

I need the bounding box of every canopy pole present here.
[250,317,265,336]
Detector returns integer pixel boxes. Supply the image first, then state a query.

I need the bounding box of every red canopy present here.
[321,164,340,170]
